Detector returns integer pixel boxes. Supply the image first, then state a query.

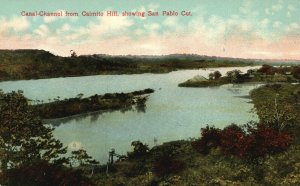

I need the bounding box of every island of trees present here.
[32,88,154,119]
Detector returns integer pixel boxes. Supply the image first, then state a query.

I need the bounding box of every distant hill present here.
[0,49,269,81]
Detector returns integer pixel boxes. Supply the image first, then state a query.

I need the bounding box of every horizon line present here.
[1,48,300,62]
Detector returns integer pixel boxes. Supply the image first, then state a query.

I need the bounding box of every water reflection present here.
[46,103,148,126]
[226,84,243,94]
[226,83,264,98]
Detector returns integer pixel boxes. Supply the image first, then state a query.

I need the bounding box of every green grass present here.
[90,140,300,185]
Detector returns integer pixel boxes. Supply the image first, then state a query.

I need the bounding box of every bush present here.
[128,141,150,159]
[1,161,94,186]
[245,124,292,159]
[257,64,277,75]
[220,124,247,157]
[152,142,186,177]
[193,123,292,160]
[292,66,300,79]
[192,126,221,154]
[153,154,185,177]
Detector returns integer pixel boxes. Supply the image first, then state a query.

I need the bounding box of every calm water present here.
[0,66,261,163]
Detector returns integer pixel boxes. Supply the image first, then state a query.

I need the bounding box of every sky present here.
[0,0,300,59]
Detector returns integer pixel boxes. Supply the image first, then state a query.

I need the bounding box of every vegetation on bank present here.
[0,90,99,185]
[250,83,300,141]
[33,88,154,119]
[179,64,300,87]
[0,49,254,81]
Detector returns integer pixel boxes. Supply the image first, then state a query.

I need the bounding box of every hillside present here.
[0,49,254,81]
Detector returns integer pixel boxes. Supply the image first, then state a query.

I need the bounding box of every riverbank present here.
[179,65,300,87]
[33,88,154,119]
[0,49,254,81]
[91,136,300,185]
[250,83,300,141]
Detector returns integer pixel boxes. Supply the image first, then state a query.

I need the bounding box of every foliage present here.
[0,160,94,186]
[192,126,221,154]
[222,124,292,159]
[292,66,300,79]
[193,123,292,159]
[220,124,246,157]
[150,141,186,178]
[257,64,277,75]
[0,90,66,171]
[261,145,300,185]
[128,141,150,159]
[213,70,222,79]
[226,69,243,83]
[208,71,222,80]
[34,89,154,119]
[121,161,148,177]
[153,149,185,178]
[0,49,252,81]
[90,138,299,185]
[180,65,300,87]
[69,149,99,167]
[250,84,299,131]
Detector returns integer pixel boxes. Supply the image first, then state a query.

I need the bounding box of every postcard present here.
[0,0,299,185]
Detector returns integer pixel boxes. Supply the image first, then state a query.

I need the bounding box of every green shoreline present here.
[32,88,154,120]
[0,49,254,81]
[179,65,300,87]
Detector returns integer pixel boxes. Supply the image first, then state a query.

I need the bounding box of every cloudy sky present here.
[0,0,299,59]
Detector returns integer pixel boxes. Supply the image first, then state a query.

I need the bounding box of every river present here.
[0,66,261,163]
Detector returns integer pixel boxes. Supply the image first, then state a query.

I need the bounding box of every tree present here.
[69,149,99,177]
[226,70,242,83]
[213,71,222,80]
[127,141,149,159]
[208,72,214,80]
[292,66,300,79]
[69,149,99,167]
[257,64,276,75]
[209,71,222,80]
[70,50,77,58]
[0,90,67,171]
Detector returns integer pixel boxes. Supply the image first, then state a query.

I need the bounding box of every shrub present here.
[1,161,94,186]
[292,66,300,79]
[128,141,150,159]
[193,123,293,160]
[192,126,221,154]
[220,124,247,157]
[123,161,148,177]
[245,124,292,159]
[257,64,276,75]
[153,154,185,177]
[152,142,186,177]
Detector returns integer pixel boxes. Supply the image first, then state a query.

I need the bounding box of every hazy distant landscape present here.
[0,49,257,81]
